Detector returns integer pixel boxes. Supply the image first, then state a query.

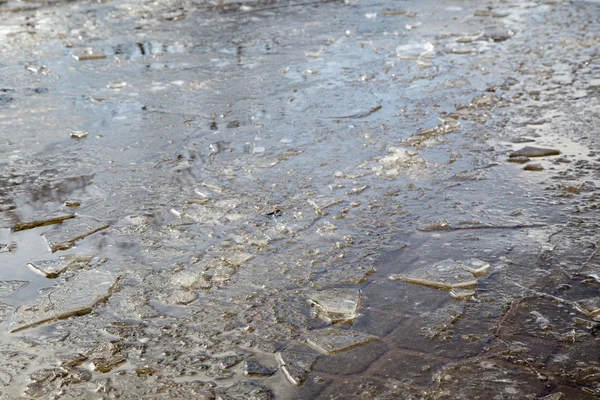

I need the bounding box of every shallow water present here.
[0,0,599,398]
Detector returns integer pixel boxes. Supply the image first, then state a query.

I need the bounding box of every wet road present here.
[0,0,599,398]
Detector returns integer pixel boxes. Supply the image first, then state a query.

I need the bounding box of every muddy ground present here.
[0,0,599,398]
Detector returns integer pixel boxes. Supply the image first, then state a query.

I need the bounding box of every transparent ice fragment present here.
[459,258,491,277]
[70,131,88,139]
[305,327,378,355]
[389,259,478,291]
[223,252,255,267]
[10,270,118,332]
[28,255,94,278]
[308,288,361,323]
[449,287,476,300]
[0,280,28,299]
[43,218,109,252]
[169,269,212,290]
[276,349,319,386]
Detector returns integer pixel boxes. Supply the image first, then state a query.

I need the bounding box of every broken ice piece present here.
[574,298,600,320]
[0,280,28,299]
[43,218,109,252]
[305,327,378,355]
[160,288,197,305]
[27,255,94,278]
[243,359,276,376]
[538,393,564,400]
[10,270,118,332]
[459,258,491,277]
[12,213,74,232]
[449,287,475,300]
[347,186,368,195]
[223,252,255,267]
[389,259,478,291]
[0,242,16,253]
[308,288,360,323]
[169,269,212,290]
[276,349,319,386]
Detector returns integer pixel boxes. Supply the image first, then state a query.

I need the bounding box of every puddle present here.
[0,0,599,398]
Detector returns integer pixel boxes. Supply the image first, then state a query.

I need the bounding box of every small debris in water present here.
[89,342,127,373]
[507,156,530,164]
[330,104,382,119]
[574,298,600,320]
[162,10,186,21]
[524,163,544,171]
[451,47,476,55]
[509,146,561,158]
[305,48,324,58]
[419,220,451,231]
[375,147,427,177]
[243,359,276,376]
[70,131,88,139]
[72,53,107,61]
[107,81,127,89]
[510,137,536,143]
[382,10,407,15]
[530,311,551,330]
[347,186,368,195]
[64,200,81,207]
[0,242,17,253]
[481,26,515,42]
[12,213,75,232]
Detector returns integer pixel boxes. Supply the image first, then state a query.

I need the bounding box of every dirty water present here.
[0,0,599,398]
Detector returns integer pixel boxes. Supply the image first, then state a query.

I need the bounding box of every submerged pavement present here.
[0,0,599,398]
